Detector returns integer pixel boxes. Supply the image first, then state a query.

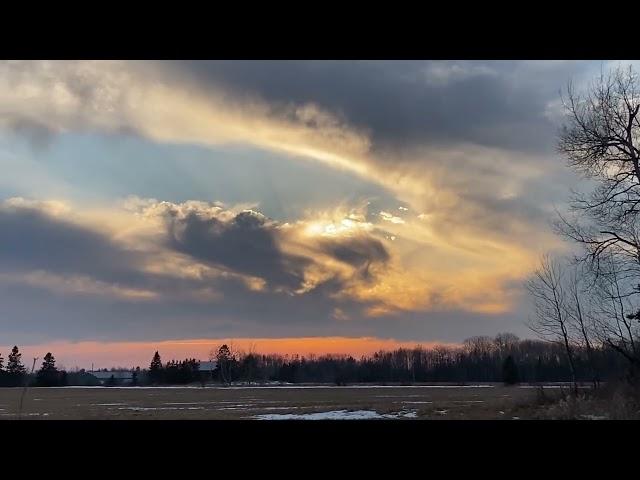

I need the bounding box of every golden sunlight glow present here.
[8,337,460,369]
[301,207,374,239]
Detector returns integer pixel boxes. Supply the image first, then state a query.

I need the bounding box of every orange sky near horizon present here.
[2,337,458,371]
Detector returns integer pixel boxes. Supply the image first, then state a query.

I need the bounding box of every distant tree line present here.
[198,336,627,385]
[0,336,631,388]
[140,338,629,386]
[147,351,201,385]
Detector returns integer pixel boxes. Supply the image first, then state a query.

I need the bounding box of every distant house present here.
[198,361,217,381]
[87,370,134,385]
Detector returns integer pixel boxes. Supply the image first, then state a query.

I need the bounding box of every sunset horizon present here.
[3,336,461,371]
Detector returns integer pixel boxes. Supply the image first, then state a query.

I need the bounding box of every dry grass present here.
[524,382,640,420]
[7,383,635,420]
[0,384,547,420]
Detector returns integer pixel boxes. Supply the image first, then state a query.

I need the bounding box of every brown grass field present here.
[0,384,575,420]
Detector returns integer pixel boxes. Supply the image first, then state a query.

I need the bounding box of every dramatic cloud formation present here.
[0,198,155,297]
[154,202,311,291]
[0,195,542,338]
[2,60,629,365]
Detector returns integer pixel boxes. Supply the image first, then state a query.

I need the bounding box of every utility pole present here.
[17,357,38,420]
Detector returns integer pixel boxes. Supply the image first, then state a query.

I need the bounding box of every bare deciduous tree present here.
[564,264,599,387]
[526,255,578,393]
[210,342,238,385]
[549,64,640,380]
[556,66,640,272]
[588,255,640,373]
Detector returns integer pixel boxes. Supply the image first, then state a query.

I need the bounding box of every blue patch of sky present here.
[1,131,401,221]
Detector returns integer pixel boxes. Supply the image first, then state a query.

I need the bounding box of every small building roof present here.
[89,370,134,380]
[198,361,217,372]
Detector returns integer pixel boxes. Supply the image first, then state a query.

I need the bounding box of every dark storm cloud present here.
[161,207,312,290]
[0,200,222,297]
[156,202,395,292]
[318,235,390,280]
[159,60,596,154]
[0,202,145,285]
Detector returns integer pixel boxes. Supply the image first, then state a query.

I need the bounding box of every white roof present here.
[198,361,217,371]
[89,371,133,380]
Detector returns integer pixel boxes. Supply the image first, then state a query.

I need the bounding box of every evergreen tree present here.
[36,352,59,387]
[502,355,520,385]
[0,352,5,387]
[40,352,56,371]
[6,346,26,375]
[149,351,163,384]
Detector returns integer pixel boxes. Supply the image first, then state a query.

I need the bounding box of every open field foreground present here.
[0,384,591,420]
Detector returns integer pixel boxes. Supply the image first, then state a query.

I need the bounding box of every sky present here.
[0,60,633,369]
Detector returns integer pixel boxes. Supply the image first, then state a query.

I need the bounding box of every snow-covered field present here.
[0,384,571,420]
[55,384,497,390]
[255,409,418,420]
